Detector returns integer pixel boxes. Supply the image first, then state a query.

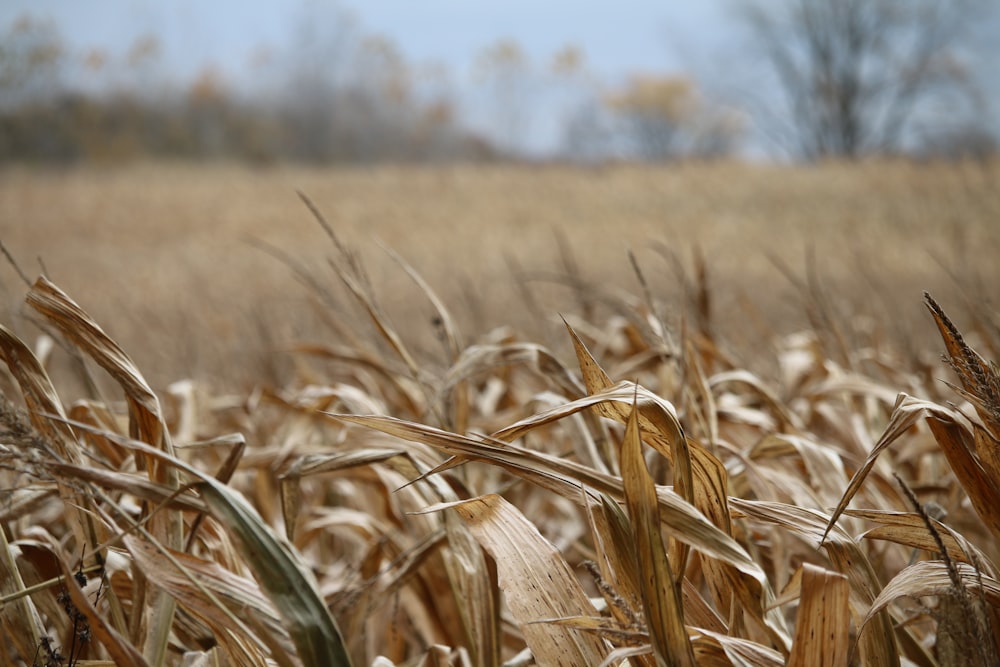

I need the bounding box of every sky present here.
[0,0,733,83]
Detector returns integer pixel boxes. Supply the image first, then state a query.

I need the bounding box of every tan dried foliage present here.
[1,181,999,666]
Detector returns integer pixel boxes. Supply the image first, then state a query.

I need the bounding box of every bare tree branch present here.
[738,0,992,159]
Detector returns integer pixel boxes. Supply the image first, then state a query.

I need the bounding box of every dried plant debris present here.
[2,257,999,667]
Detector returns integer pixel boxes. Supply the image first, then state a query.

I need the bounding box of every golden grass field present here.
[2,160,998,391]
[1,160,1000,666]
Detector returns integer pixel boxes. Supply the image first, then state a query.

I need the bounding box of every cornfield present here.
[1,161,1000,666]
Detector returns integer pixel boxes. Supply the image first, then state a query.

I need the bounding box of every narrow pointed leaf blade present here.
[621,399,695,667]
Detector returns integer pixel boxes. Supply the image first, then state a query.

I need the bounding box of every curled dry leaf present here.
[26,276,183,664]
[824,393,1000,548]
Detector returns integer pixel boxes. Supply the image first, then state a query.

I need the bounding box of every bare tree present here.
[740,0,992,159]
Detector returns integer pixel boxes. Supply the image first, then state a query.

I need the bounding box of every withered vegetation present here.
[1,162,1000,666]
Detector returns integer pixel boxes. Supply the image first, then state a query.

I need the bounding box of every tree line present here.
[0,15,497,164]
[1,0,996,165]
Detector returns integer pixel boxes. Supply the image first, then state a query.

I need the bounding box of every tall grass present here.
[2,160,997,390]
[1,161,999,665]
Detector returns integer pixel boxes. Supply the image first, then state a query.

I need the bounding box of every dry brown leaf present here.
[289,344,424,417]
[771,565,804,612]
[414,644,473,667]
[846,509,997,575]
[44,462,207,513]
[46,410,353,666]
[731,498,898,667]
[788,564,850,667]
[864,559,1000,621]
[584,493,645,631]
[422,494,611,666]
[680,577,728,635]
[922,294,1000,545]
[26,277,171,460]
[311,221,424,394]
[531,613,647,643]
[822,393,1000,546]
[441,510,500,667]
[68,399,129,468]
[379,240,464,362]
[692,627,786,667]
[0,324,76,459]
[807,372,902,407]
[25,276,183,664]
[0,324,99,570]
[621,396,696,666]
[683,335,718,446]
[751,434,849,508]
[491,381,680,447]
[443,341,585,399]
[635,418,785,656]
[284,448,411,478]
[924,293,1000,443]
[332,412,771,588]
[564,315,615,394]
[924,412,1000,544]
[549,376,745,647]
[708,369,803,431]
[278,448,415,547]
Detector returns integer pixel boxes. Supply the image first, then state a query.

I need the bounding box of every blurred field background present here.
[2,160,997,394]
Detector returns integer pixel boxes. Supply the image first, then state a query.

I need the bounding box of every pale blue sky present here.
[0,0,733,84]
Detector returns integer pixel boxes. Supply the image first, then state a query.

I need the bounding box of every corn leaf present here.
[620,395,696,666]
[426,494,610,666]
